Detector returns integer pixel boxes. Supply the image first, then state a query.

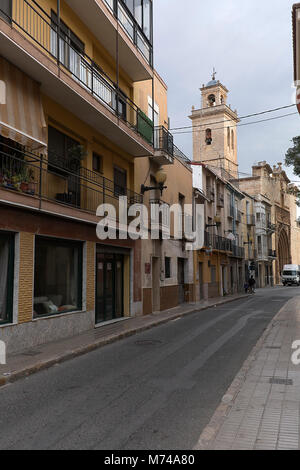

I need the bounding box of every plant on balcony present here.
[68,144,87,171]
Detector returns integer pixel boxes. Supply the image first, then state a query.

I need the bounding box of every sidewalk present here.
[196,295,300,450]
[0,292,249,388]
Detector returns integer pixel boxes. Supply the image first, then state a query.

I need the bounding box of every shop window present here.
[165,257,171,279]
[0,231,14,325]
[34,237,82,318]
[93,153,103,173]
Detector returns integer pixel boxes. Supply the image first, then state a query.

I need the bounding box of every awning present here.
[0,56,47,150]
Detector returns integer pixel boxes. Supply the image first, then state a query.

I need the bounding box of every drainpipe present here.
[57,0,60,68]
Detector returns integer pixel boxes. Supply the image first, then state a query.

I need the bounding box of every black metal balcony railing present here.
[204,231,245,258]
[153,126,174,157]
[104,0,153,67]
[173,145,191,164]
[4,0,154,146]
[0,143,143,214]
[268,249,277,258]
[267,222,276,233]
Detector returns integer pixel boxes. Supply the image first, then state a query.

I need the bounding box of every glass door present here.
[96,253,124,324]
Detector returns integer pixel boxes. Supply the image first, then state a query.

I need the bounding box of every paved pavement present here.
[197,289,300,450]
[0,286,296,450]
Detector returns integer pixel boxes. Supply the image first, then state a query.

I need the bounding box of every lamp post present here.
[141,168,167,196]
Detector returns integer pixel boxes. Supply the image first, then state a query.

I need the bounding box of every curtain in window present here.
[0,238,9,322]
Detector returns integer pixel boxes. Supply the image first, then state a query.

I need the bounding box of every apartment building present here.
[192,163,245,300]
[0,0,164,354]
[236,162,295,285]
[241,193,257,283]
[134,72,194,314]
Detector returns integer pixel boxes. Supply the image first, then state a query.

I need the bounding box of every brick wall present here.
[18,232,34,324]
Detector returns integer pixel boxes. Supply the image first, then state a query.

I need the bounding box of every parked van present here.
[281,265,300,286]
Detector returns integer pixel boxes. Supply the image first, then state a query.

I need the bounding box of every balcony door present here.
[48,126,81,207]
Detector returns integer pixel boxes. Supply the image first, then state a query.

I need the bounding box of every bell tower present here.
[189,72,239,177]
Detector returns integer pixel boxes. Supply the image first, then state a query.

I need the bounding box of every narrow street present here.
[0,286,297,450]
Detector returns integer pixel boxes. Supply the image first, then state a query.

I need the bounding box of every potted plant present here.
[28,168,36,195]
[20,168,30,193]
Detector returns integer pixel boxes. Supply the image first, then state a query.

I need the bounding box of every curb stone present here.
[0,294,250,388]
[194,298,290,450]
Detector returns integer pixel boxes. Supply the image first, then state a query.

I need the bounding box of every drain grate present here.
[135,339,162,346]
[269,377,293,386]
[21,350,42,357]
[266,346,281,350]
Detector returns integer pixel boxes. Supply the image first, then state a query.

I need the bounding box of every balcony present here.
[152,126,174,165]
[231,244,245,258]
[268,249,277,258]
[247,214,255,226]
[267,222,276,233]
[207,187,215,202]
[63,0,153,81]
[204,231,233,252]
[0,143,142,223]
[217,193,224,208]
[236,210,242,223]
[0,0,154,157]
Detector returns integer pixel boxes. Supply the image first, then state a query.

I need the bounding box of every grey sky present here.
[153,0,300,183]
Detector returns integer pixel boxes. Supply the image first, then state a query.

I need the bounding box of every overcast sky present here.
[153,0,300,183]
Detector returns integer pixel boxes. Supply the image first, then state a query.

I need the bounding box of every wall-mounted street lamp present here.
[141,168,167,196]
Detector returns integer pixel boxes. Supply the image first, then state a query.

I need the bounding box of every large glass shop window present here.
[34,237,82,317]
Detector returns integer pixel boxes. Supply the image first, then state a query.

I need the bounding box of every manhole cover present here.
[135,339,162,346]
[269,377,293,386]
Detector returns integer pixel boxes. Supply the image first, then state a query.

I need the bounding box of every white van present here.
[282,265,300,286]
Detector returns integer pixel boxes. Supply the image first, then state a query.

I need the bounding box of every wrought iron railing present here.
[153,126,174,156]
[104,0,153,66]
[173,145,191,164]
[268,249,277,258]
[0,143,142,214]
[5,0,153,146]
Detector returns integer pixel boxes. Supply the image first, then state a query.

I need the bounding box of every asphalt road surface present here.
[0,286,298,450]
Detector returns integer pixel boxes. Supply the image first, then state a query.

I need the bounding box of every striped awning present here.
[0,56,47,150]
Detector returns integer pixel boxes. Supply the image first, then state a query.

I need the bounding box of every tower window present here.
[207,94,216,107]
[205,129,212,145]
[231,130,234,150]
[227,127,230,147]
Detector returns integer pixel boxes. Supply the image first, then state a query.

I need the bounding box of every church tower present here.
[189,72,239,177]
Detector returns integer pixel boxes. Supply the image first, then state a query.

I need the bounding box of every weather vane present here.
[212,67,217,81]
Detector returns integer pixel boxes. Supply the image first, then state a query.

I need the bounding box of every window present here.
[206,129,212,145]
[0,0,11,22]
[50,12,85,84]
[93,153,103,173]
[114,167,127,196]
[48,126,82,173]
[165,257,171,279]
[0,231,14,325]
[34,237,82,318]
[227,127,230,147]
[231,130,234,150]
